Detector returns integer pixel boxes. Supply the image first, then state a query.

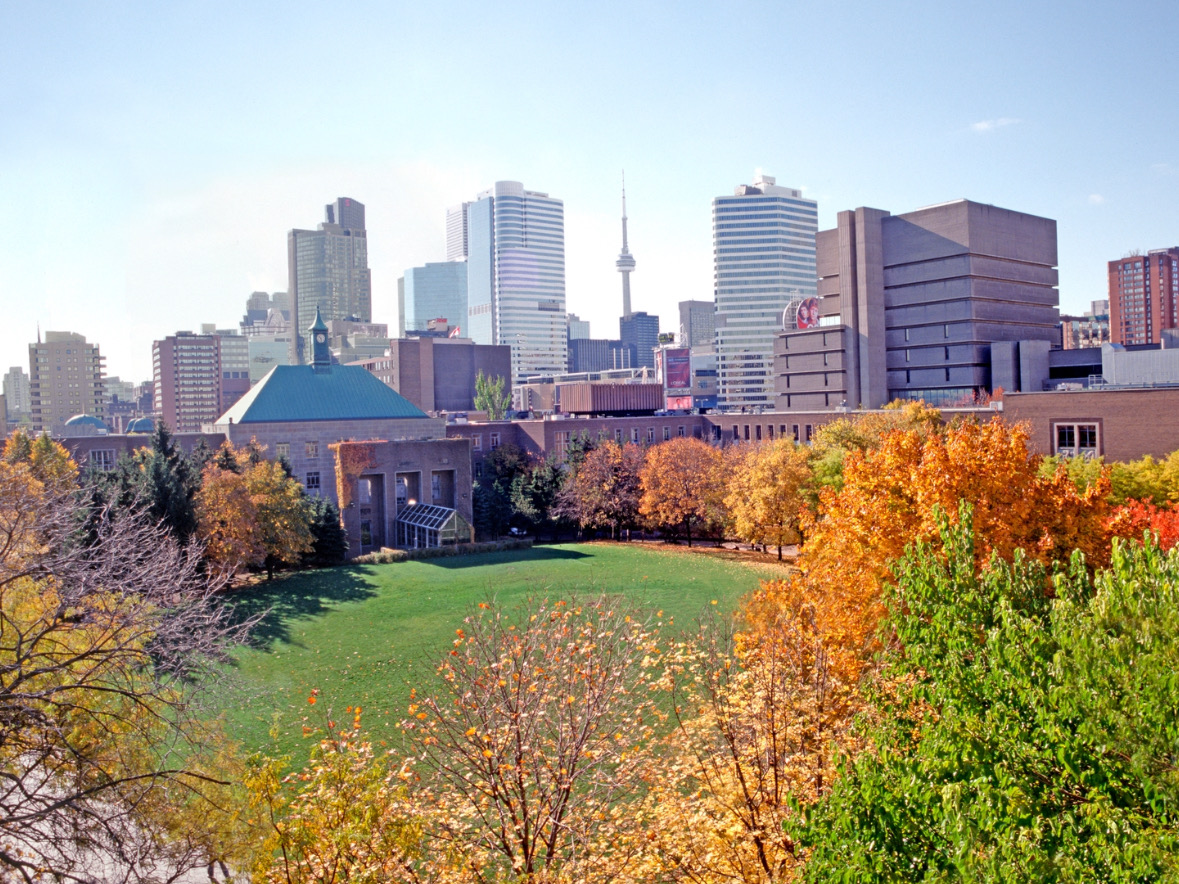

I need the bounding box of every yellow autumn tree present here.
[725,439,812,559]
[3,428,78,492]
[197,441,314,578]
[638,437,726,546]
[640,579,867,884]
[246,713,428,884]
[0,457,253,881]
[401,597,665,883]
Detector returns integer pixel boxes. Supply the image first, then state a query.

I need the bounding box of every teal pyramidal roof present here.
[217,364,428,424]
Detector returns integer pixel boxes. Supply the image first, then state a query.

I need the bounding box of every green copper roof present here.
[218,364,428,424]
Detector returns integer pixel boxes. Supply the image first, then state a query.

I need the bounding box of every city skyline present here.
[2,1,1177,380]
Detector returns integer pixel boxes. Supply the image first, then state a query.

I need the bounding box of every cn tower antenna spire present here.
[616,171,636,318]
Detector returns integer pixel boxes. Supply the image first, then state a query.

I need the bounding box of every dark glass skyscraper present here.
[288,197,371,365]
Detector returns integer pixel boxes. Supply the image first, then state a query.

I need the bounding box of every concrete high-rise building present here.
[3,366,30,422]
[713,174,817,409]
[153,332,221,432]
[400,262,469,337]
[619,311,659,370]
[28,332,106,434]
[776,199,1060,411]
[1108,248,1179,346]
[288,197,371,364]
[446,202,471,262]
[678,300,716,352]
[466,181,566,381]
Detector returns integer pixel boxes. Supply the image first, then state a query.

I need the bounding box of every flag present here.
[449,325,461,338]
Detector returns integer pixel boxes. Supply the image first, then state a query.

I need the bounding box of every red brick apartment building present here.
[1109,248,1179,345]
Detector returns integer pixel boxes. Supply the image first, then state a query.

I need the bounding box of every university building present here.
[776,199,1060,410]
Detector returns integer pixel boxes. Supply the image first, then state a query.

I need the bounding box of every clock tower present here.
[309,307,331,368]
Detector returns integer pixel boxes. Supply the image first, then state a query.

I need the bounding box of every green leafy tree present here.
[473,370,511,421]
[799,511,1179,882]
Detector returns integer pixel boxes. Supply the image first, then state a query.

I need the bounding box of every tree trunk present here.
[685,518,692,548]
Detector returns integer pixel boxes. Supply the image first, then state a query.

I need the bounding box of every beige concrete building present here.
[28,331,106,435]
[777,199,1060,411]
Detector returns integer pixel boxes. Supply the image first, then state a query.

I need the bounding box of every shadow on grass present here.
[225,566,377,653]
[418,545,593,570]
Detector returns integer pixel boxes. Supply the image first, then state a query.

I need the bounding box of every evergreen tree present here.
[302,496,349,567]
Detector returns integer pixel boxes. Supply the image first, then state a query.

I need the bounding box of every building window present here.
[755,425,762,441]
[305,441,318,458]
[472,435,482,451]
[305,472,321,496]
[1054,422,1100,458]
[632,427,640,443]
[743,425,750,441]
[804,424,814,443]
[663,426,670,441]
[358,478,372,505]
[616,428,624,442]
[490,432,500,450]
[88,449,116,471]
[432,473,442,502]
[677,425,685,437]
[944,324,950,338]
[647,427,655,443]
[474,462,483,479]
[767,425,774,439]
[275,442,290,460]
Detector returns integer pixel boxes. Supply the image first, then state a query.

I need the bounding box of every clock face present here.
[315,333,326,343]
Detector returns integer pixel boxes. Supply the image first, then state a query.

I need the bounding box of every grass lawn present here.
[219,542,788,758]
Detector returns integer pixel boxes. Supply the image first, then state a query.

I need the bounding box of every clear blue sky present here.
[1,0,1175,382]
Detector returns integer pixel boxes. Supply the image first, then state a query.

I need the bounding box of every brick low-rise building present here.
[208,310,472,555]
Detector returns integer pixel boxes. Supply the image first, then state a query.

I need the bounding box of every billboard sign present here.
[665,348,691,390]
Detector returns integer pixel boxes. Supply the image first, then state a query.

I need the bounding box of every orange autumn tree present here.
[639,437,726,546]
[799,418,1114,651]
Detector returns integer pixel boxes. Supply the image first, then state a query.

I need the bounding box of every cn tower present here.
[616,174,636,318]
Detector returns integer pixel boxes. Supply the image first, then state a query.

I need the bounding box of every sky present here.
[1,0,1176,382]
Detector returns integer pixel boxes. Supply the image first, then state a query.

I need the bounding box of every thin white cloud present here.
[1089,194,1105,205]
[970,117,1021,133]
[1151,162,1174,176]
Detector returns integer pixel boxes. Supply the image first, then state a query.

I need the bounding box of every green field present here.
[220,542,786,757]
